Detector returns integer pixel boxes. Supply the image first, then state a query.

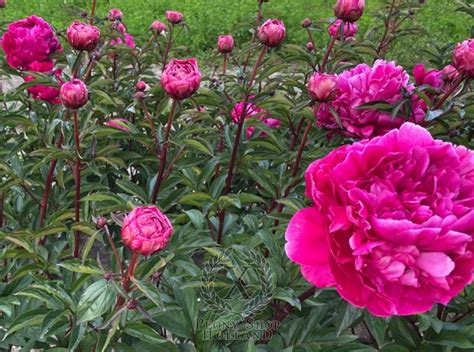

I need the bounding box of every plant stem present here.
[151,99,177,203]
[104,225,124,275]
[73,111,82,258]
[222,53,228,75]
[89,0,97,25]
[116,252,139,308]
[0,192,3,228]
[432,75,465,110]
[139,98,158,150]
[248,46,267,89]
[162,25,174,70]
[258,287,316,343]
[320,36,336,73]
[292,120,312,177]
[243,1,264,73]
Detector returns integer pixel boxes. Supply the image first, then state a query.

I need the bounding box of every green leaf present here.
[59,259,103,275]
[364,312,387,348]
[425,329,474,349]
[77,279,116,323]
[335,301,362,336]
[124,322,167,344]
[273,287,301,311]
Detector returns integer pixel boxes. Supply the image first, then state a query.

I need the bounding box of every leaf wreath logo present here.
[200,247,275,319]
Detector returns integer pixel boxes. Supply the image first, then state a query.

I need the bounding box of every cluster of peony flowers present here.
[314,60,427,139]
[231,100,281,138]
[108,8,136,51]
[286,123,474,317]
[121,206,173,256]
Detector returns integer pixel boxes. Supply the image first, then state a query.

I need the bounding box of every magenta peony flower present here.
[217,35,235,54]
[105,118,130,132]
[110,33,136,49]
[24,61,62,104]
[316,60,426,139]
[231,100,280,138]
[442,64,460,83]
[306,42,314,52]
[1,16,62,70]
[161,58,201,100]
[151,20,167,34]
[334,0,365,22]
[135,80,147,91]
[66,20,100,52]
[258,19,286,48]
[286,122,474,317]
[307,73,338,102]
[108,8,123,21]
[60,79,89,109]
[165,11,183,25]
[121,206,173,256]
[412,64,443,88]
[328,19,358,40]
[0,0,6,8]
[452,39,474,78]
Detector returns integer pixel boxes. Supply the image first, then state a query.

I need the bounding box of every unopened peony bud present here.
[217,35,234,54]
[104,272,112,281]
[135,80,147,91]
[81,10,88,18]
[328,19,358,40]
[108,8,123,21]
[126,300,138,310]
[0,0,5,8]
[161,58,201,100]
[121,206,173,256]
[306,42,314,51]
[452,39,474,78]
[60,79,89,109]
[334,0,365,22]
[66,21,100,51]
[307,73,338,102]
[133,91,145,100]
[258,19,286,48]
[301,18,312,28]
[165,11,183,25]
[96,217,107,228]
[151,20,167,34]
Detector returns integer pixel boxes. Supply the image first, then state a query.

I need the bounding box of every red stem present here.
[320,36,336,73]
[0,192,4,228]
[151,99,177,203]
[162,25,174,70]
[292,120,312,177]
[432,75,465,110]
[222,53,228,75]
[115,252,139,308]
[89,0,97,25]
[73,111,81,258]
[104,225,124,275]
[248,46,267,89]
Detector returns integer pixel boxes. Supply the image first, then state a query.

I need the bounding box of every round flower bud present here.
[161,58,201,100]
[121,206,173,256]
[96,217,107,229]
[151,20,167,34]
[165,11,183,25]
[307,73,337,102]
[133,91,145,100]
[452,39,474,78]
[258,19,286,48]
[328,19,358,40]
[301,18,312,28]
[66,20,100,52]
[306,41,314,52]
[334,0,365,22]
[217,35,235,54]
[60,79,89,109]
[108,8,123,21]
[0,0,6,8]
[135,80,147,91]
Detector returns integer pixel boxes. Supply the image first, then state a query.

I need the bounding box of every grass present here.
[1,0,470,66]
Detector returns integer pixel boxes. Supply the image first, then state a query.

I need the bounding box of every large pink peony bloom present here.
[258,19,286,48]
[413,64,443,89]
[24,60,62,104]
[452,39,474,78]
[285,123,474,317]
[1,16,62,70]
[231,100,280,138]
[121,206,173,256]
[316,60,426,139]
[161,58,201,100]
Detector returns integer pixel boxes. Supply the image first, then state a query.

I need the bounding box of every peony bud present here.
[307,73,338,102]
[217,35,235,54]
[165,11,183,25]
[66,21,100,51]
[108,8,123,21]
[105,118,130,132]
[0,0,6,8]
[135,80,147,91]
[96,217,107,228]
[306,41,314,52]
[452,39,474,78]
[133,91,145,100]
[121,206,173,256]
[151,20,167,34]
[334,0,365,22]
[301,18,312,28]
[60,79,89,109]
[161,58,201,100]
[258,19,286,48]
[328,19,358,40]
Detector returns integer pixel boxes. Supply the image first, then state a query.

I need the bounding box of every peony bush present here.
[0,0,473,350]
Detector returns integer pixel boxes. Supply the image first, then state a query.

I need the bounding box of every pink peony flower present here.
[151,20,167,34]
[161,58,201,100]
[24,60,62,104]
[121,206,173,256]
[60,79,89,109]
[165,11,183,25]
[66,20,100,52]
[105,118,130,132]
[231,100,280,138]
[442,64,460,83]
[307,73,338,102]
[285,122,474,317]
[110,33,136,49]
[217,35,235,54]
[108,8,123,21]
[412,63,443,88]
[328,19,358,40]
[316,60,426,139]
[334,0,365,22]
[452,39,474,78]
[258,19,286,48]
[0,0,6,8]
[1,16,62,70]
[135,80,147,91]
